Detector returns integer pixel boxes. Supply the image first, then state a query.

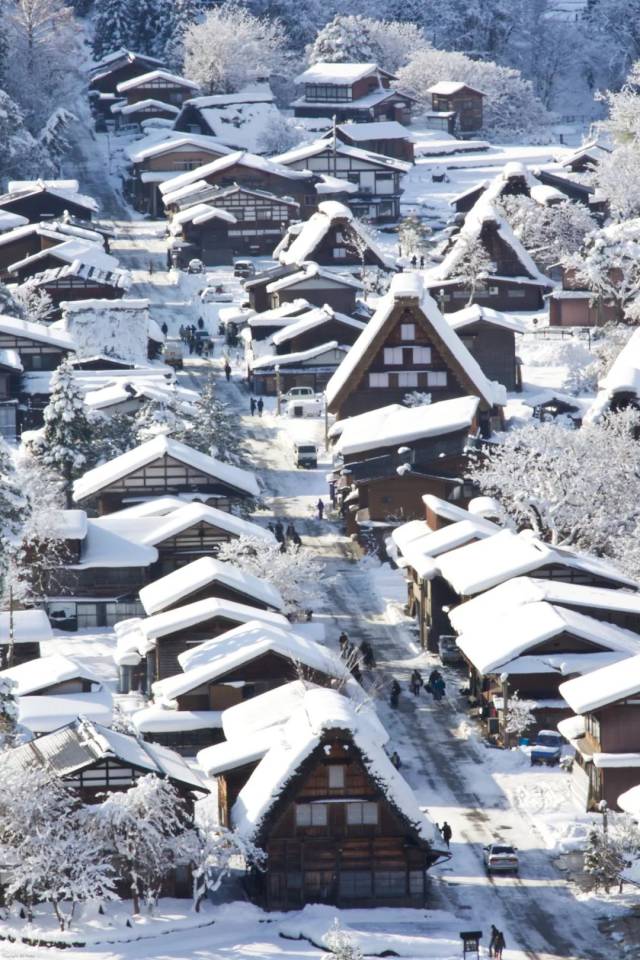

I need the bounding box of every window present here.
[296,803,328,826]
[339,871,372,898]
[328,765,345,788]
[383,347,403,365]
[400,323,415,340]
[375,172,393,181]
[398,372,418,388]
[427,371,447,387]
[507,288,526,298]
[413,346,431,364]
[369,373,389,388]
[333,247,347,258]
[409,870,424,895]
[346,801,378,824]
[375,872,406,896]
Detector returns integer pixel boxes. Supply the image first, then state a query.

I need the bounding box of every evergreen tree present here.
[0,440,28,602]
[0,1,9,88]
[92,0,134,60]
[34,360,95,503]
[307,15,383,65]
[181,373,247,464]
[129,0,163,57]
[160,0,203,68]
[0,89,50,182]
[39,108,77,175]
[0,677,19,747]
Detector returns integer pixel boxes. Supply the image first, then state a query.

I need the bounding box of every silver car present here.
[483,843,519,874]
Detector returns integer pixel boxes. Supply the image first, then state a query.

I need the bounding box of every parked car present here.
[163,339,184,370]
[282,386,315,403]
[520,730,563,766]
[294,441,318,468]
[483,843,519,874]
[234,259,256,279]
[438,634,464,666]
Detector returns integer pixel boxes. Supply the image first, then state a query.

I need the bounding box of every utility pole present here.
[500,671,510,749]
[275,365,281,416]
[332,114,338,179]
[324,391,329,447]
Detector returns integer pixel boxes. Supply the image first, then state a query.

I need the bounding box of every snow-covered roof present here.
[558,140,610,168]
[67,519,157,570]
[586,328,640,422]
[0,210,28,231]
[32,260,129,290]
[295,63,380,85]
[117,69,200,93]
[131,705,222,734]
[169,202,237,230]
[332,120,412,142]
[278,200,391,268]
[559,652,640,714]
[231,688,441,846]
[251,340,346,371]
[139,555,283,616]
[158,149,310,198]
[530,184,565,206]
[221,679,318,741]
[450,577,640,636]
[248,299,311,327]
[128,133,233,163]
[0,654,104,696]
[152,624,349,703]
[618,784,640,819]
[8,238,120,275]
[391,517,498,580]
[1,180,98,213]
[96,504,273,549]
[114,601,289,667]
[270,305,365,346]
[422,493,490,526]
[178,84,280,152]
[0,609,52,645]
[17,688,113,734]
[457,602,640,676]
[335,395,479,458]
[325,272,506,410]
[427,194,553,288]
[447,304,526,334]
[437,530,637,596]
[0,314,74,349]
[272,139,410,174]
[266,261,363,294]
[197,727,276,776]
[72,434,260,501]
[427,81,484,96]
[117,99,180,116]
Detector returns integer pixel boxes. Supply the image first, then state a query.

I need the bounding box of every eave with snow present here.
[276,200,394,270]
[0,179,98,222]
[325,272,507,422]
[292,62,414,131]
[321,121,415,163]
[72,435,260,514]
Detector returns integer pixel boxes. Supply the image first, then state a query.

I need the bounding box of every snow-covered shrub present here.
[497,195,596,272]
[216,535,323,614]
[504,690,535,738]
[564,219,640,323]
[257,112,305,156]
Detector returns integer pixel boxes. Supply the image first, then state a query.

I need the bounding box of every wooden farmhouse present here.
[0,315,74,371]
[88,50,165,96]
[557,140,610,174]
[586,328,640,419]
[172,85,284,152]
[559,654,640,811]
[446,304,524,391]
[293,63,414,125]
[114,598,290,693]
[426,197,554,312]
[139,556,284,617]
[548,266,620,328]
[426,82,484,136]
[0,653,113,734]
[126,134,234,215]
[276,201,393,270]
[0,180,98,223]
[249,342,350,397]
[0,609,52,668]
[111,98,180,130]
[31,261,130,312]
[0,222,107,280]
[231,688,448,909]
[266,304,366,356]
[264,262,364,315]
[272,139,411,223]
[72,435,260,514]
[7,237,120,286]
[452,602,640,738]
[324,121,415,163]
[168,188,300,266]
[116,69,199,110]
[534,167,608,219]
[159,150,342,221]
[325,272,506,425]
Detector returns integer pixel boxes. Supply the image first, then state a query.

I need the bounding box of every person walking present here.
[161,321,168,336]
[292,530,302,547]
[274,520,284,543]
[390,679,401,708]
[224,360,231,381]
[441,821,452,848]
[286,522,296,543]
[494,930,506,960]
[359,640,375,669]
[149,260,154,275]
[316,498,325,520]
[257,397,264,416]
[411,254,417,269]
[410,669,423,696]
[166,250,172,270]
[339,631,349,655]
[419,254,425,269]
[390,751,401,769]
[250,398,257,415]
[432,674,446,701]
[489,925,500,957]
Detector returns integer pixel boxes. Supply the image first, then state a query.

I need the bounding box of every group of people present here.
[391,669,446,707]
[268,519,302,550]
[178,323,211,357]
[338,631,376,684]
[250,397,264,417]
[489,925,507,959]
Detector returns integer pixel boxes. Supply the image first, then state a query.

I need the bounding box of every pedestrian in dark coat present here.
[224,361,231,381]
[419,255,425,269]
[494,931,505,960]
[286,522,296,543]
[161,321,168,335]
[441,821,452,848]
[257,397,264,416]
[410,669,423,695]
[489,925,499,957]
[390,751,401,768]
[316,498,325,519]
[390,679,401,708]
[198,316,204,330]
[274,521,284,542]
[250,398,257,415]
[411,254,417,268]
[195,339,203,356]
[166,250,172,270]
[149,260,154,275]
[360,640,375,668]
[432,675,446,701]
[339,631,349,655]
[292,530,302,547]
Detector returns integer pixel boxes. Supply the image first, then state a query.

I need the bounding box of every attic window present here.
[400,323,415,340]
[328,765,345,788]
[346,801,378,824]
[296,803,328,826]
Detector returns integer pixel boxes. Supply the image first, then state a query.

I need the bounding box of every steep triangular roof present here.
[325,272,506,414]
[277,200,392,269]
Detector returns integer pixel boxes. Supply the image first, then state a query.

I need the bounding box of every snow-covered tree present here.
[307,15,383,65]
[39,107,76,173]
[397,46,551,140]
[584,826,626,893]
[497,195,596,272]
[92,0,133,59]
[97,774,190,914]
[504,690,536,739]
[0,280,23,317]
[30,359,94,501]
[595,63,640,220]
[180,373,247,465]
[323,918,364,960]
[398,213,430,259]
[257,112,304,155]
[0,88,49,181]
[12,280,54,324]
[159,0,203,68]
[216,535,323,614]
[403,391,431,407]
[586,0,640,89]
[0,676,19,747]
[133,397,188,445]
[470,409,640,578]
[563,220,640,324]
[366,19,428,74]
[452,232,495,306]
[184,4,291,95]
